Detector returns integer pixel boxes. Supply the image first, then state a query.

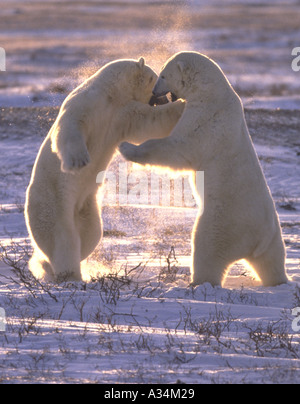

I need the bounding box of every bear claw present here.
[62,149,91,173]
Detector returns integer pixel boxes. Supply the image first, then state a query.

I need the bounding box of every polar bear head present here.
[153,51,232,102]
[103,57,158,104]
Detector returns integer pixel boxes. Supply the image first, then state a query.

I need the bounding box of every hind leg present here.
[29,250,55,281]
[49,220,82,282]
[76,195,102,260]
[26,196,59,281]
[191,215,232,287]
[26,185,82,282]
[31,221,83,282]
[247,231,288,287]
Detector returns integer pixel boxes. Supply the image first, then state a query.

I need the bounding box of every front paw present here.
[119,142,138,162]
[61,145,91,173]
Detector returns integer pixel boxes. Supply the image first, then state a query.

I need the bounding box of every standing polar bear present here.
[25,58,185,282]
[120,52,289,287]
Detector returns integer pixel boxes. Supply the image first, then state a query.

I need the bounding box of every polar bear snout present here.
[152,77,178,103]
[152,77,170,98]
[152,87,168,98]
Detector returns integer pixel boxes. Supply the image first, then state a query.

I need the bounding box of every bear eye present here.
[161,75,165,79]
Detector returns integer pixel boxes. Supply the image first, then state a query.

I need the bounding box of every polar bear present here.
[25,58,185,282]
[120,52,289,287]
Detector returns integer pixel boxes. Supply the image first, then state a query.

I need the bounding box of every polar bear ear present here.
[177,61,185,74]
[137,57,145,70]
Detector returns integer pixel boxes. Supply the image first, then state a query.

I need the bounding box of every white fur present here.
[120,52,288,287]
[25,58,185,282]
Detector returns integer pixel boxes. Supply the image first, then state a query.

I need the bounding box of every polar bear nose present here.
[152,87,166,98]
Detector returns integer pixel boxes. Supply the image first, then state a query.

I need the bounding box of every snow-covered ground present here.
[0,107,299,384]
[0,0,300,384]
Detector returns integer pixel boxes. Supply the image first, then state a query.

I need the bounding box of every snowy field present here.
[0,0,300,384]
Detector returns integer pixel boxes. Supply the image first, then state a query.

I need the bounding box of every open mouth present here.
[149,92,178,106]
